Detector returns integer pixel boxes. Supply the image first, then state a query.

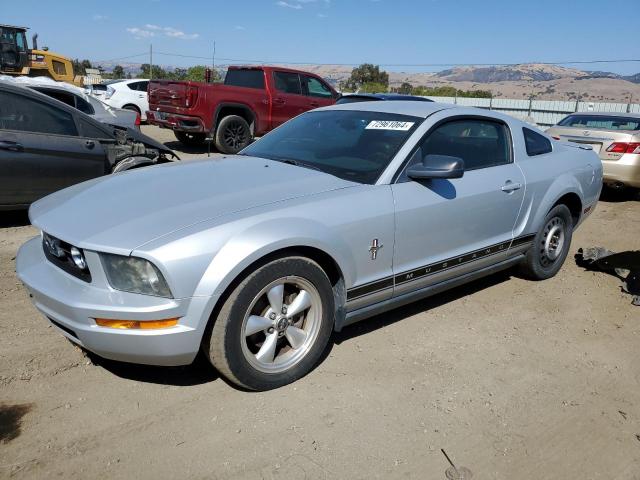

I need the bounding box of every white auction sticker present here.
[365,120,415,131]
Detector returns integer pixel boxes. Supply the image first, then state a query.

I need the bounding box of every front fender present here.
[193,217,355,299]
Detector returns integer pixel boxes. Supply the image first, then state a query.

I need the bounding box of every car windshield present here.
[558,114,640,131]
[241,110,422,184]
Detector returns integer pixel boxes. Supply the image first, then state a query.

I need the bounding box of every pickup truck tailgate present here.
[148,81,193,108]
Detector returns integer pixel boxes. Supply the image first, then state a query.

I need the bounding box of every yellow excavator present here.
[0,24,81,85]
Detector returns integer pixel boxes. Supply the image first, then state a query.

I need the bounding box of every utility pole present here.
[149,44,153,80]
[212,41,216,72]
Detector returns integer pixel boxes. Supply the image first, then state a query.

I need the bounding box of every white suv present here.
[100,79,150,120]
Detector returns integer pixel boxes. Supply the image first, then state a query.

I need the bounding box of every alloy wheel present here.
[240,276,322,373]
[222,121,248,150]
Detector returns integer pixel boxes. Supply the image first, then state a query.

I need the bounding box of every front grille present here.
[42,233,92,283]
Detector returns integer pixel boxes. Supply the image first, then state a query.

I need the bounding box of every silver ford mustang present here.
[17,101,602,390]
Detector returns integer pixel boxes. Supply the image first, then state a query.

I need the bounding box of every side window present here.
[127,81,141,91]
[79,118,111,139]
[273,72,302,95]
[303,76,333,98]
[136,81,149,92]
[16,32,27,51]
[523,127,552,156]
[52,60,67,76]
[75,96,95,115]
[417,119,511,171]
[0,91,78,136]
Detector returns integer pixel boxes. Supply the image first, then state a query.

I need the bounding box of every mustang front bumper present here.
[16,236,216,366]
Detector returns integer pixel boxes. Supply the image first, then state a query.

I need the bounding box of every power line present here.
[92,52,149,64]
[150,51,640,68]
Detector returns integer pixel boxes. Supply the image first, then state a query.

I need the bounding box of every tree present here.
[138,63,168,79]
[359,82,389,93]
[72,58,93,76]
[344,64,389,91]
[398,82,413,94]
[112,65,125,79]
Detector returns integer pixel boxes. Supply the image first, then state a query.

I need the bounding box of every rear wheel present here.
[214,115,251,154]
[174,131,206,147]
[204,257,334,390]
[519,204,573,280]
[122,104,141,115]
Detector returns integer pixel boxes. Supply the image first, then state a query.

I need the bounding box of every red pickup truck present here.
[147,66,338,153]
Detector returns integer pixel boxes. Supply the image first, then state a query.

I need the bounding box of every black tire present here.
[122,104,141,115]
[174,131,206,147]
[204,256,334,391]
[519,204,573,280]
[214,115,251,154]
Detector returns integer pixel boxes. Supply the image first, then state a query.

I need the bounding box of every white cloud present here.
[127,25,199,40]
[126,27,156,39]
[276,1,302,9]
[317,13,327,18]
[93,14,108,21]
[234,25,246,30]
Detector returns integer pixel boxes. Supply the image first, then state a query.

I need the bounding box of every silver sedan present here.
[17,101,602,390]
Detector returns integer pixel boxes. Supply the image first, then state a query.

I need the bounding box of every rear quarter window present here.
[523,127,552,156]
[224,70,265,89]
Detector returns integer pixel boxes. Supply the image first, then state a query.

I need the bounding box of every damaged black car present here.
[0,82,177,210]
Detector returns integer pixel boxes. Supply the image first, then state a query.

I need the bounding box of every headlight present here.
[100,253,172,298]
[70,246,87,270]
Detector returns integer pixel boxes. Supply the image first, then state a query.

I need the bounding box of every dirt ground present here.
[1,126,639,479]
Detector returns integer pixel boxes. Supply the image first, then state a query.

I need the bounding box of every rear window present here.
[523,127,552,156]
[558,114,640,131]
[224,69,265,89]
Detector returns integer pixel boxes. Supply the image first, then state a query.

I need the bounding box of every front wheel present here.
[214,115,251,154]
[519,204,573,280]
[204,257,334,390]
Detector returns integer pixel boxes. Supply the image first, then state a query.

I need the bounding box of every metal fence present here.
[422,96,640,129]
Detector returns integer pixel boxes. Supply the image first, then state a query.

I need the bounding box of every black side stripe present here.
[346,233,535,301]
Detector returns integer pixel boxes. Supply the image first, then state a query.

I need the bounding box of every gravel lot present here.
[1,126,639,479]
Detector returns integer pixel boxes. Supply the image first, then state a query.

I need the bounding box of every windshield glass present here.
[558,114,640,131]
[241,110,422,184]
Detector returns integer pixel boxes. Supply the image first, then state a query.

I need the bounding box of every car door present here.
[301,75,336,110]
[271,71,309,128]
[0,89,106,207]
[390,116,525,297]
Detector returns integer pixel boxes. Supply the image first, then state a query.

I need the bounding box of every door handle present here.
[310,101,320,108]
[274,98,286,105]
[0,140,24,152]
[501,181,522,193]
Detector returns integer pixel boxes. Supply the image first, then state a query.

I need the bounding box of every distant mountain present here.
[433,64,583,82]
[623,73,640,84]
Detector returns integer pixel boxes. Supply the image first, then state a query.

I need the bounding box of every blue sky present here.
[4,0,639,74]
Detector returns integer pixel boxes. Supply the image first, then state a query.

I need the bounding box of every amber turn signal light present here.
[94,318,179,329]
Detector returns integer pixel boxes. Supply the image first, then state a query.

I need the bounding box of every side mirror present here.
[407,154,465,180]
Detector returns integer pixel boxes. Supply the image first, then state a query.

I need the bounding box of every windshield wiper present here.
[273,157,323,172]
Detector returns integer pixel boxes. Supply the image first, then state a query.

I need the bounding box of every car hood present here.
[29,156,356,254]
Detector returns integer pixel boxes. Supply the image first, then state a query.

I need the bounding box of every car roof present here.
[341,93,432,102]
[318,100,457,118]
[564,111,640,119]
